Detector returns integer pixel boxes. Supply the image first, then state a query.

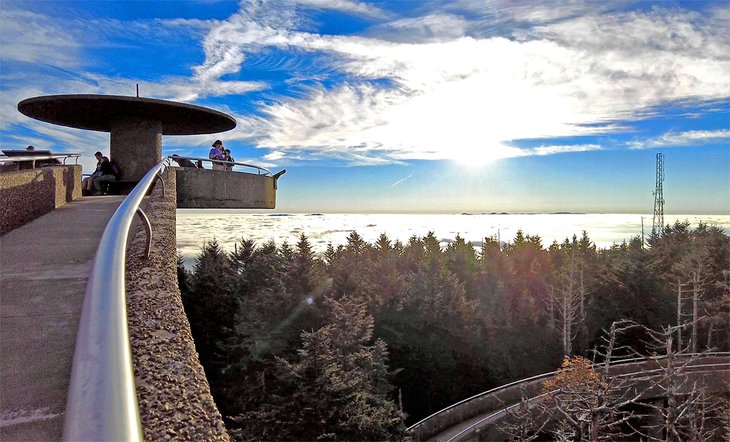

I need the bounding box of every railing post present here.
[136,208,152,259]
[154,171,166,199]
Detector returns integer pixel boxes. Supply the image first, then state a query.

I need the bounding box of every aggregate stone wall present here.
[125,169,229,441]
[175,167,276,208]
[0,165,82,236]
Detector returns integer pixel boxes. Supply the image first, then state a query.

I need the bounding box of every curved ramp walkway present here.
[0,196,124,441]
[411,354,730,442]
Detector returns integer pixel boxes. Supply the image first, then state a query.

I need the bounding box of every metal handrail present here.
[171,155,272,175]
[0,153,81,169]
[407,352,730,437]
[62,159,168,441]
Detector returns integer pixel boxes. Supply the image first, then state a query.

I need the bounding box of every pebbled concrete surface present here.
[126,169,229,441]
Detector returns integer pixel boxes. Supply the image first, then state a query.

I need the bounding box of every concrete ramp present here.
[0,196,123,441]
[175,168,278,209]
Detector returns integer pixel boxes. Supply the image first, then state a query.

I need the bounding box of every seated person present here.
[172,154,198,168]
[83,151,105,193]
[92,153,118,195]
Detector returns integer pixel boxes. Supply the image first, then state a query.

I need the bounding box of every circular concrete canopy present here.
[18,94,236,135]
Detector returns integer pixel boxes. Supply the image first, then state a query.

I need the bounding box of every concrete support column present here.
[110,118,162,182]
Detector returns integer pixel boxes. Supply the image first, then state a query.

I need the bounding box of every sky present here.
[0,0,728,214]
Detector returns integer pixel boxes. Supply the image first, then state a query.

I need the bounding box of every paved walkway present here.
[0,196,124,441]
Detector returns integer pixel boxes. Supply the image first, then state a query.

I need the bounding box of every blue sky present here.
[1,0,728,214]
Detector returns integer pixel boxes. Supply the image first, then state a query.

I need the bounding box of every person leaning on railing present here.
[223,149,235,171]
[171,154,198,168]
[209,140,226,171]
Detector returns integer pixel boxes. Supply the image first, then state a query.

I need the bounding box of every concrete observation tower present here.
[17,94,281,208]
[18,94,236,182]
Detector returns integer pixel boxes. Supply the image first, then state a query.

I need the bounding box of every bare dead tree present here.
[545,245,581,357]
[635,324,723,441]
[671,237,713,353]
[544,281,580,357]
[496,385,550,441]
[709,269,730,351]
[541,353,647,441]
[546,236,596,357]
[541,321,723,441]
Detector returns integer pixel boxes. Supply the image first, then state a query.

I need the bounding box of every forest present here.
[177,221,729,441]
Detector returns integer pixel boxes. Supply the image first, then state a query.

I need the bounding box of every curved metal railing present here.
[170,155,272,175]
[407,352,730,441]
[443,358,730,442]
[62,159,169,441]
[0,153,81,170]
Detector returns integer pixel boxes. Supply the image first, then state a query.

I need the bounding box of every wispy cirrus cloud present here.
[525,144,603,156]
[296,0,389,19]
[628,129,730,149]
[0,3,266,157]
[0,9,83,68]
[191,1,730,165]
[3,1,729,170]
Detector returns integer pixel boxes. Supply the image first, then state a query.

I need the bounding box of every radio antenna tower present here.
[652,153,665,236]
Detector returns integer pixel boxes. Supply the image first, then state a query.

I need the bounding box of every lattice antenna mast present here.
[652,153,665,235]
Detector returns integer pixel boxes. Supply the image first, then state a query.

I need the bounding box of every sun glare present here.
[451,142,521,169]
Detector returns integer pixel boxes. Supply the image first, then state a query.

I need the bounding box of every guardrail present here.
[0,153,80,170]
[171,155,272,175]
[62,158,169,441]
[407,352,730,441]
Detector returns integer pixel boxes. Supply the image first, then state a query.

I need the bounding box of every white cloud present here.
[295,0,389,19]
[526,144,602,156]
[0,9,83,67]
[190,3,730,164]
[264,150,286,161]
[3,2,729,169]
[375,14,470,41]
[628,129,730,149]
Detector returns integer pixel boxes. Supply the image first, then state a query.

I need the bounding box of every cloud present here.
[526,144,603,156]
[3,1,729,169]
[373,14,470,41]
[295,0,389,19]
[628,129,730,149]
[0,9,83,67]
[190,2,730,164]
[264,150,286,161]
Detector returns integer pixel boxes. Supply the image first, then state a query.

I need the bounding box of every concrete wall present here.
[175,168,276,209]
[0,165,82,236]
[125,171,229,441]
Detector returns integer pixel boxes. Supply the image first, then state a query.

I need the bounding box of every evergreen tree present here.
[182,240,236,407]
[176,250,190,295]
[232,296,405,441]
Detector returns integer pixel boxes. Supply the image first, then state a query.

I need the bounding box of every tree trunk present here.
[677,280,683,351]
[590,413,600,442]
[692,277,699,354]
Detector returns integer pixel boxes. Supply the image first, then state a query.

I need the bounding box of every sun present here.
[451,142,520,169]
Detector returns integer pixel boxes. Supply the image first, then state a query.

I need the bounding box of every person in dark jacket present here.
[92,152,118,194]
[172,154,198,168]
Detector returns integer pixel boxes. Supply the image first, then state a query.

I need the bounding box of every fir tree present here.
[233,296,405,441]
